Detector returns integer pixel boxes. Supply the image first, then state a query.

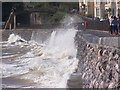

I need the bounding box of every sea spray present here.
[25,27,79,88]
[8,34,27,44]
[45,28,77,58]
[47,31,56,49]
[2,15,80,88]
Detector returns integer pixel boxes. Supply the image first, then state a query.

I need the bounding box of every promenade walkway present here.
[80,29,120,48]
[85,29,120,37]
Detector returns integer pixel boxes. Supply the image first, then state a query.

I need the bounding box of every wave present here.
[2,16,79,88]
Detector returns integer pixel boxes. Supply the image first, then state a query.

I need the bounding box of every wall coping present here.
[79,30,120,48]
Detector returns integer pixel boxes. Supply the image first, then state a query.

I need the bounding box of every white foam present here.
[18,28,78,88]
[7,33,27,45]
[2,16,79,88]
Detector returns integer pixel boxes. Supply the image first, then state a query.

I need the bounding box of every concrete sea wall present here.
[68,30,120,88]
[2,29,54,41]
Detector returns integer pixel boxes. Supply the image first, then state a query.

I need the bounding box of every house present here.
[79,0,120,19]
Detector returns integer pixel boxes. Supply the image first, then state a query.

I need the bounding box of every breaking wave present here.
[2,16,79,88]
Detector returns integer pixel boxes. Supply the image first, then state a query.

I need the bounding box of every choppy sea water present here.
[1,27,79,88]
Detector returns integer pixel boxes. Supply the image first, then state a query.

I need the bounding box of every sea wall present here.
[1,29,54,41]
[68,31,120,88]
[2,29,33,41]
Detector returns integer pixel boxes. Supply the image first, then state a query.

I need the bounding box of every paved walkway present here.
[85,29,120,37]
[80,29,120,48]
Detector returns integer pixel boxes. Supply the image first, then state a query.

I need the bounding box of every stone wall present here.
[2,29,53,41]
[2,29,33,41]
[71,31,120,88]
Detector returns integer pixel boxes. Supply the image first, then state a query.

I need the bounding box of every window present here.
[96,8,100,17]
[105,0,110,4]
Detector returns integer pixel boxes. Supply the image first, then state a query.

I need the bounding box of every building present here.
[79,0,120,19]
[79,1,94,18]
[116,0,120,16]
[104,0,117,18]
[94,1,105,19]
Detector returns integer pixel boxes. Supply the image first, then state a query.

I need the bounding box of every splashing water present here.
[2,16,79,88]
[7,34,27,44]
[47,30,57,48]
[44,28,77,58]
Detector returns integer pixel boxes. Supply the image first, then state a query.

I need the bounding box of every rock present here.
[98,49,103,56]
[109,70,113,80]
[113,54,119,60]
[106,64,110,70]
[37,52,43,56]
[108,82,115,88]
[98,56,102,61]
[101,60,107,70]
[90,48,94,52]
[109,52,113,58]
[82,73,86,79]
[94,81,99,88]
[115,63,119,72]
[89,74,93,80]
[89,81,95,88]
[114,70,119,82]
[99,81,104,88]
[96,45,99,49]
[100,66,105,73]
[91,79,96,88]
[32,46,43,56]
[102,50,108,56]
[87,43,91,49]
[96,62,103,73]
[109,49,117,57]
[108,57,112,61]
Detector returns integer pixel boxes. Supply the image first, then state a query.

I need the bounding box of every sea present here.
[1,16,81,88]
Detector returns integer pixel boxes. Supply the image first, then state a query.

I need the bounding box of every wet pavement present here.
[84,29,120,37]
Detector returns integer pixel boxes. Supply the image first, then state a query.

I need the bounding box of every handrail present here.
[4,10,16,30]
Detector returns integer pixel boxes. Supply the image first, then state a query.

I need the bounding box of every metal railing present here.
[80,15,110,31]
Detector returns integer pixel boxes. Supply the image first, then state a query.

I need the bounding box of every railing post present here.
[9,23,11,30]
[14,14,16,30]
